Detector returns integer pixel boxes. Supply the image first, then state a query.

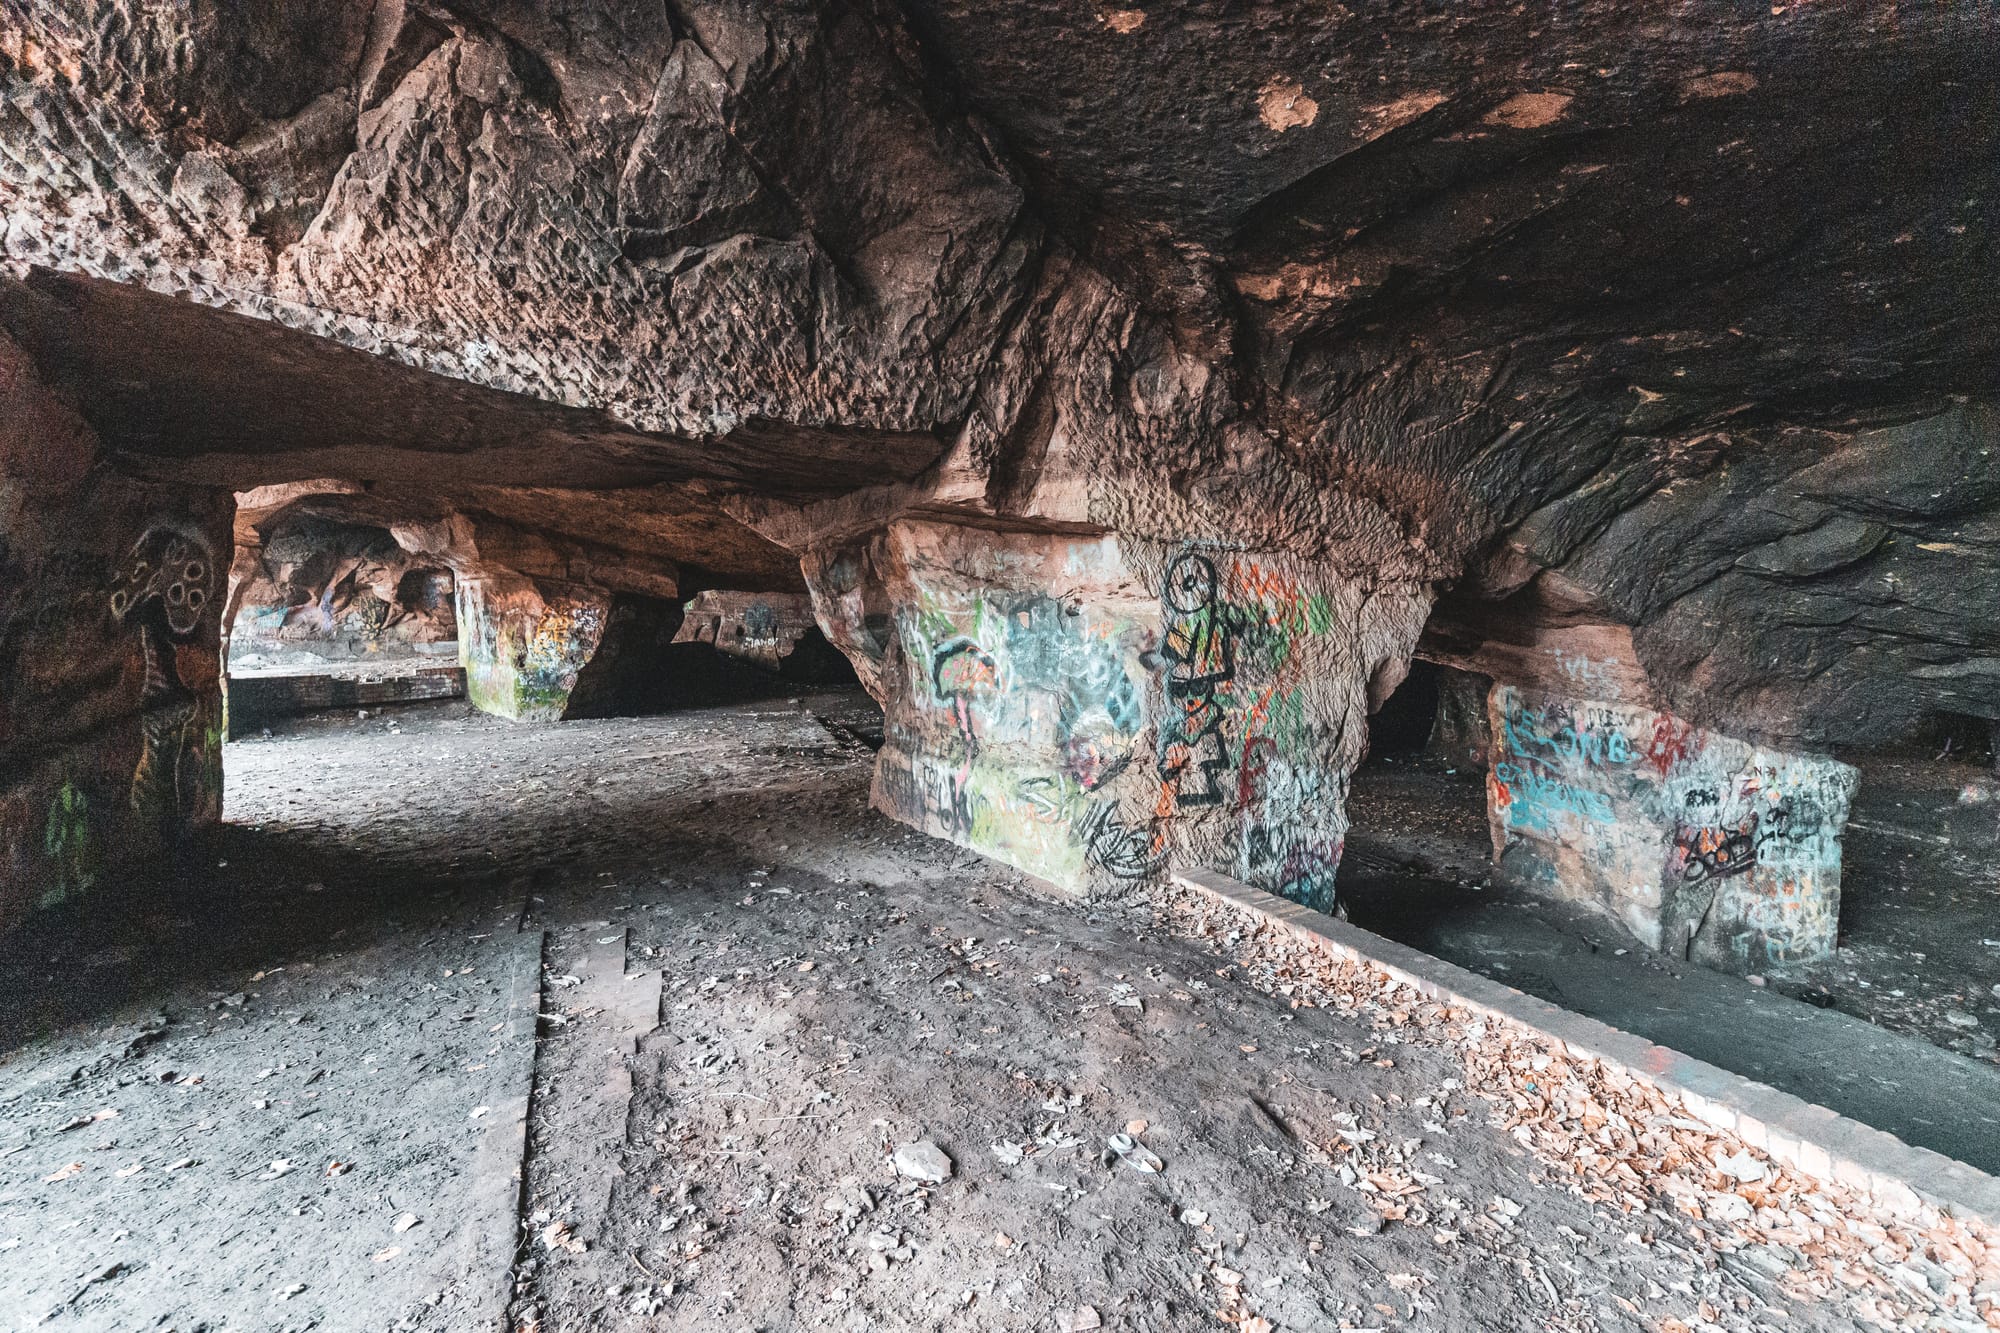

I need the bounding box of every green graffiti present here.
[40,780,96,908]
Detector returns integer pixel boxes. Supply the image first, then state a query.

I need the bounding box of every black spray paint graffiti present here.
[1671,782,1837,886]
[1671,816,1759,884]
[1072,550,1262,887]
[1670,782,1759,885]
[1154,551,1236,810]
[107,522,216,839]
[1077,800,1163,880]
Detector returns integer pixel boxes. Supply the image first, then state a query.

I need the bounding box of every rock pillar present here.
[806,518,1424,909]
[456,575,614,722]
[1486,684,1857,969]
[1426,665,1493,769]
[0,334,232,926]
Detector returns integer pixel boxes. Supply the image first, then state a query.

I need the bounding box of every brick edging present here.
[1172,869,2000,1228]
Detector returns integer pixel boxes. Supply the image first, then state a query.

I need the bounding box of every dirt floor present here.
[0,687,1993,1331]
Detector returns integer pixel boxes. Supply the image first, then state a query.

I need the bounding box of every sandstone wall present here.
[672,591,819,672]
[0,334,231,925]
[228,514,456,669]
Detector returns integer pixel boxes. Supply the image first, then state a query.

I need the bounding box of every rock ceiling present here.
[3,0,1996,745]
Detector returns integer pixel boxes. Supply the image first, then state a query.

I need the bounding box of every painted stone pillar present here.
[0,334,232,926]
[806,518,1425,909]
[1485,684,1857,969]
[456,575,612,722]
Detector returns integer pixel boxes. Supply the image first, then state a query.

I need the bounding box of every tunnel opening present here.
[1337,662,1495,944]
[224,507,466,733]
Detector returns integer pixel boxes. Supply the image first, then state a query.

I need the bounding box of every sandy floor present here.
[0,694,1990,1331]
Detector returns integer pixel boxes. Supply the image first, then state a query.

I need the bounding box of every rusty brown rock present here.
[1,0,1997,920]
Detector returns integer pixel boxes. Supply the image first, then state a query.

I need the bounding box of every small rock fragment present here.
[893,1140,953,1183]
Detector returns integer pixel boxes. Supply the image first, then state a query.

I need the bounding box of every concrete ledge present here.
[1172,868,2000,1229]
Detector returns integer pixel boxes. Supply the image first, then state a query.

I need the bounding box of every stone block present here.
[458,577,613,722]
[1486,684,1857,971]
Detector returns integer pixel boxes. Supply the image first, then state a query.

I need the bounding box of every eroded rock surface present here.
[672,590,819,672]
[227,511,458,671]
[2,1,1997,944]
[0,332,230,920]
[810,520,1423,903]
[1487,686,1858,969]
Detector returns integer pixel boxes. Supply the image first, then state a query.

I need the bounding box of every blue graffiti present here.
[1495,760,1617,830]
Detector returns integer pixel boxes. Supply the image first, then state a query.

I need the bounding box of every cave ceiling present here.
[2,0,1996,743]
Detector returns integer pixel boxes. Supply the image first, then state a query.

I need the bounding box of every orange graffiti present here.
[1229,560,1299,608]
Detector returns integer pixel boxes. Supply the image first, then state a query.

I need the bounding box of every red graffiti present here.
[1643,713,1699,775]
[1238,734,1278,812]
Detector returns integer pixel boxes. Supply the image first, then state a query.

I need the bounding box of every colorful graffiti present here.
[458,580,608,721]
[2,503,229,923]
[112,523,218,842]
[867,533,1353,913]
[1487,684,1858,968]
[1670,817,1759,884]
[40,780,95,908]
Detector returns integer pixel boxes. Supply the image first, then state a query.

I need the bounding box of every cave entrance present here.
[1337,662,1495,940]
[218,493,866,734]
[223,508,464,734]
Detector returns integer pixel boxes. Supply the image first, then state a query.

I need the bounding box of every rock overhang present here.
[1,0,1997,941]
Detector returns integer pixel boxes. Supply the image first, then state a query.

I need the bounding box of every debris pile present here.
[1157,886,2000,1329]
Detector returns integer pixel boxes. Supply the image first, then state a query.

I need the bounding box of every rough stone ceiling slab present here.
[0,267,947,497]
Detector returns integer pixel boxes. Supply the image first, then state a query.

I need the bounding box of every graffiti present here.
[879,754,977,841]
[1489,685,1857,968]
[1549,647,1618,691]
[1015,776,1068,823]
[1155,551,1236,811]
[3,499,228,923]
[1220,558,1338,670]
[1271,840,1342,912]
[1077,800,1166,880]
[881,535,1354,914]
[523,602,604,684]
[1499,696,1635,769]
[922,764,974,839]
[108,522,213,637]
[931,637,999,698]
[1671,816,1760,884]
[1491,759,1618,830]
[461,584,610,719]
[111,523,217,838]
[40,781,95,908]
[1642,711,1701,776]
[1236,736,1345,910]
[743,602,779,640]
